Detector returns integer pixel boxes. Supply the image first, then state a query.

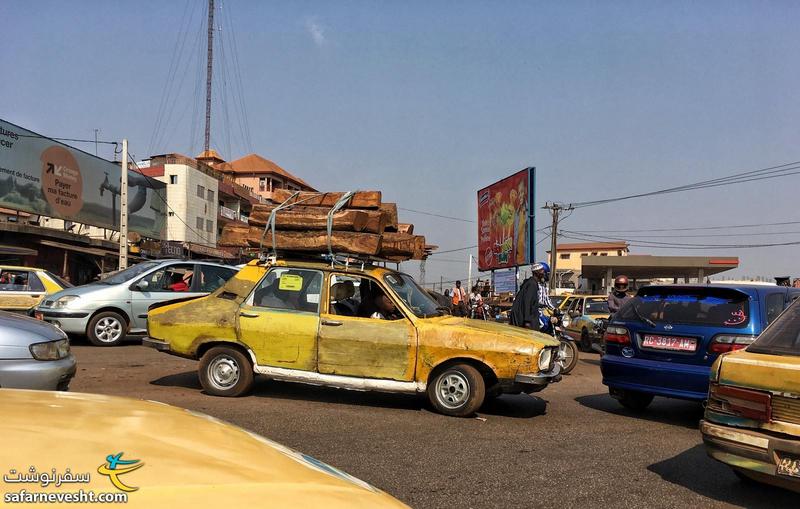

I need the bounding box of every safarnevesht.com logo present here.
[3,453,143,504]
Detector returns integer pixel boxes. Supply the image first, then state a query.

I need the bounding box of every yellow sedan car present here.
[562,295,610,352]
[0,266,70,313]
[144,257,562,417]
[0,389,407,507]
[701,298,800,493]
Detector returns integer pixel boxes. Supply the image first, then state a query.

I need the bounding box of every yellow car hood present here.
[0,389,406,508]
[425,316,559,347]
[719,349,800,394]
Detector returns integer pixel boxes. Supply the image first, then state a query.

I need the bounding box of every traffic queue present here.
[0,256,799,498]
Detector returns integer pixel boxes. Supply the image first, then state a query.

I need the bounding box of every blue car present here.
[601,284,800,410]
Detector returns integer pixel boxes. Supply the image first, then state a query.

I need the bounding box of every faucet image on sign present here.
[99,171,153,227]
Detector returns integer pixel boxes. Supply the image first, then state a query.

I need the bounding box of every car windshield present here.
[44,271,73,288]
[99,261,162,285]
[383,272,441,318]
[585,300,609,314]
[616,287,750,329]
[748,299,800,356]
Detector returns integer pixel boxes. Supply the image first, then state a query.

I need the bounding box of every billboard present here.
[492,269,517,293]
[477,167,535,271]
[0,118,166,239]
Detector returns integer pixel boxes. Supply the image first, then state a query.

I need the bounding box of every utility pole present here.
[118,139,129,270]
[203,0,215,153]
[467,254,473,292]
[543,202,573,291]
[419,258,426,287]
[94,129,100,156]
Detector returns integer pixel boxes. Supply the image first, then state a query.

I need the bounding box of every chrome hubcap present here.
[560,342,574,368]
[436,371,470,409]
[94,317,122,342]
[208,355,240,390]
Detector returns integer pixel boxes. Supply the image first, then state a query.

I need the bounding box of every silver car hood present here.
[45,282,121,302]
[0,310,67,346]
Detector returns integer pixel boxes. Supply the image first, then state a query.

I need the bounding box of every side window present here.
[198,265,236,293]
[142,264,195,292]
[250,268,322,313]
[0,270,32,291]
[329,274,402,320]
[329,274,362,317]
[27,272,45,292]
[766,292,787,324]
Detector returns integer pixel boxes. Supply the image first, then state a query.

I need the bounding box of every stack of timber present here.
[218,190,433,261]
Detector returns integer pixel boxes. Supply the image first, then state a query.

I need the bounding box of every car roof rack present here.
[245,249,401,271]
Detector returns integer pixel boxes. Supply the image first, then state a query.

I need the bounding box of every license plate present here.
[641,334,697,352]
[777,454,800,478]
[34,311,44,321]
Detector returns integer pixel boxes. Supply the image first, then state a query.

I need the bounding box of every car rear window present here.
[748,299,800,356]
[585,299,609,314]
[617,287,751,329]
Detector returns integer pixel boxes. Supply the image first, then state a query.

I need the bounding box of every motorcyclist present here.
[510,261,554,330]
[608,275,632,315]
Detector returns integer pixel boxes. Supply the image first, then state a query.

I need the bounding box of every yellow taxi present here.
[561,294,610,351]
[0,389,407,507]
[0,266,70,313]
[144,257,562,417]
[701,298,800,493]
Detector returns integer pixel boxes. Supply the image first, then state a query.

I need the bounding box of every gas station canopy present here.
[581,255,739,281]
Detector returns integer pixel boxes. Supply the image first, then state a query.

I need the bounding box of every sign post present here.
[118,139,128,270]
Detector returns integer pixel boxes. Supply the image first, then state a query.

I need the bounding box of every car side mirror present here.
[135,280,149,292]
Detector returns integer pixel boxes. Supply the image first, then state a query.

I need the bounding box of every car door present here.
[236,267,322,371]
[317,273,416,381]
[0,269,47,312]
[129,263,198,330]
[564,297,583,338]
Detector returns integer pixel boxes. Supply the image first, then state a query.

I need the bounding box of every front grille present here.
[772,395,800,425]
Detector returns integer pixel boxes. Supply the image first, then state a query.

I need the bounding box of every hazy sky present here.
[4,0,800,284]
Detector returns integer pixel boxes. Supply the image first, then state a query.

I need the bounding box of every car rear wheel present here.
[199,346,254,397]
[87,311,127,346]
[428,363,485,417]
[616,389,654,411]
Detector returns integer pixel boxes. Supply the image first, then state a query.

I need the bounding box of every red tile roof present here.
[218,154,315,191]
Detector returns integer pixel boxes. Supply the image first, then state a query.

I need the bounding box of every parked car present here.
[602,284,800,410]
[701,298,800,493]
[0,310,75,390]
[144,258,562,417]
[35,259,237,346]
[562,294,610,352]
[0,389,407,507]
[0,265,71,313]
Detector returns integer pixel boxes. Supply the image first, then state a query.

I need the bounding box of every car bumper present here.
[701,419,800,493]
[36,310,91,335]
[0,354,76,391]
[142,337,170,352]
[601,354,710,401]
[512,364,562,392]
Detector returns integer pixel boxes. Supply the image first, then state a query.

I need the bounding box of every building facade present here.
[548,242,630,288]
[214,153,316,199]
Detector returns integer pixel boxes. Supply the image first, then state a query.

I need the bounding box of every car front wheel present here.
[87,311,127,346]
[427,363,485,417]
[199,346,254,397]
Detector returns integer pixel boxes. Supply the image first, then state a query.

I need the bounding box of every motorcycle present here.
[540,309,579,374]
[593,317,609,355]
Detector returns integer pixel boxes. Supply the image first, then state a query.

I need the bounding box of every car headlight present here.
[30,339,70,361]
[53,295,80,309]
[538,347,553,371]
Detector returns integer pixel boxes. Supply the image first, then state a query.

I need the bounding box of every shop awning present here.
[0,245,38,256]
[38,239,117,258]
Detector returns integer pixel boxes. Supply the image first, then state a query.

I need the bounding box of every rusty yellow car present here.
[701,298,800,493]
[0,389,407,507]
[0,265,70,313]
[144,257,562,417]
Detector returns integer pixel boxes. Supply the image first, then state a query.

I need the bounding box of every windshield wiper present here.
[632,304,656,328]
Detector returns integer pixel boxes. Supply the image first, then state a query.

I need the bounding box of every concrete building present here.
[548,242,630,288]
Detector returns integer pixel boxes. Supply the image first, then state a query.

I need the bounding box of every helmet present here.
[614,275,629,292]
[531,261,551,282]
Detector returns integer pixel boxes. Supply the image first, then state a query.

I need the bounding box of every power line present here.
[399,207,476,223]
[571,160,800,209]
[560,231,800,250]
[565,228,800,239]
[561,219,800,234]
[428,245,478,255]
[16,134,118,146]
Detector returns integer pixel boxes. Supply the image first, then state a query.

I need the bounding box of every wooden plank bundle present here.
[218,190,433,261]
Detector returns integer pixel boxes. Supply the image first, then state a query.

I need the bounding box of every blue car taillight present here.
[604,325,630,346]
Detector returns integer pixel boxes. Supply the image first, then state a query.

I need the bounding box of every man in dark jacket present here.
[509,275,538,329]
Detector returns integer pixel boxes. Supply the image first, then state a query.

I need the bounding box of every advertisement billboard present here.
[0,118,166,239]
[477,167,535,271]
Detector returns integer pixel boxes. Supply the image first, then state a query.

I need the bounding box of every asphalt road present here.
[69,339,797,508]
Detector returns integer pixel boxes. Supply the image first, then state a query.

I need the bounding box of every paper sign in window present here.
[279,274,303,291]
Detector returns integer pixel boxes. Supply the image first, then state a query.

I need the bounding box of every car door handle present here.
[321,319,343,326]
[240,311,260,318]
